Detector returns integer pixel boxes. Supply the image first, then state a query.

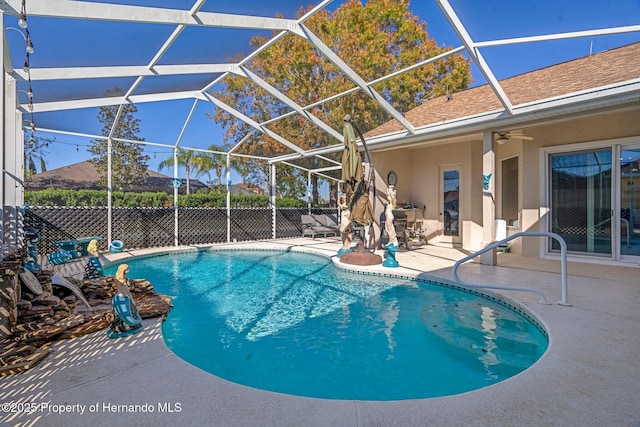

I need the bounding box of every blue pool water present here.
[106,250,548,400]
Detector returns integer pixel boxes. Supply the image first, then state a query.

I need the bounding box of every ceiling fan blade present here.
[510,135,534,140]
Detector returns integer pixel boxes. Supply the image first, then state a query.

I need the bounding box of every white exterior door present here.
[439,166,461,245]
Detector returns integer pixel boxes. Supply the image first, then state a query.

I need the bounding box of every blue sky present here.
[9,0,640,189]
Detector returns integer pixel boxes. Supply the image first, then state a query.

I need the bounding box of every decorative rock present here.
[16,300,32,311]
[18,304,53,319]
[52,300,70,313]
[19,270,43,296]
[12,318,55,333]
[1,251,172,374]
[63,295,77,305]
[59,310,111,339]
[32,293,61,307]
[0,272,21,338]
[0,345,50,376]
[136,293,173,318]
[14,314,85,342]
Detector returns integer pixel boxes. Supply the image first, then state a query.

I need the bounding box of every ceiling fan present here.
[495,130,534,144]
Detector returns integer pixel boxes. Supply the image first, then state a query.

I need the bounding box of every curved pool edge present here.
[105,241,553,396]
[102,241,550,360]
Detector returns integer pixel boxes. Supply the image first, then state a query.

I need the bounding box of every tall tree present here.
[193,144,229,186]
[209,0,471,201]
[23,135,53,180]
[158,149,195,194]
[88,87,149,191]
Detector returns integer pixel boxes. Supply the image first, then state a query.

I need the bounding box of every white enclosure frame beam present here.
[226,154,231,243]
[270,162,276,239]
[232,66,344,143]
[27,91,204,113]
[435,0,514,114]
[106,105,125,246]
[204,92,306,155]
[15,64,233,81]
[3,0,296,30]
[294,23,416,134]
[475,25,640,48]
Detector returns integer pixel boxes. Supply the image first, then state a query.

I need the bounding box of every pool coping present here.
[3,239,639,426]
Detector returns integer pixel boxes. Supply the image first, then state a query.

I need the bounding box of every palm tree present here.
[193,144,232,187]
[158,148,195,194]
[192,153,216,187]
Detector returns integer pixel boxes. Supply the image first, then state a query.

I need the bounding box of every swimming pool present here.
[107,249,548,400]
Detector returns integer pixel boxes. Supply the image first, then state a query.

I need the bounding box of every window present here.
[501,157,519,226]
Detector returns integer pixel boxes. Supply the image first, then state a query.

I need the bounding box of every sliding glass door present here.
[620,146,640,258]
[548,142,640,261]
[549,149,612,255]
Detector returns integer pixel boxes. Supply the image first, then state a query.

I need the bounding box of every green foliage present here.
[193,145,230,186]
[24,135,54,180]
[25,188,305,208]
[88,87,150,191]
[157,149,196,194]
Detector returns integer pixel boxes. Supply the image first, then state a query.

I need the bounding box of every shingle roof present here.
[366,42,640,138]
[28,161,207,193]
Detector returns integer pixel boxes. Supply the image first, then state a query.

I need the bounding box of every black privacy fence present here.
[24,206,338,255]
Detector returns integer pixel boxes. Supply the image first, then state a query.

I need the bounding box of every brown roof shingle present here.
[366,42,640,138]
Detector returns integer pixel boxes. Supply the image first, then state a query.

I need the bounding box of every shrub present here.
[25,188,306,208]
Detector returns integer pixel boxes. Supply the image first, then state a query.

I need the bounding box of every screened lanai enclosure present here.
[1,0,639,257]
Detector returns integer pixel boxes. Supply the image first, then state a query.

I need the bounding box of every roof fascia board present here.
[15,64,235,81]
[294,23,417,134]
[4,0,294,30]
[203,92,306,155]
[232,65,343,142]
[435,0,514,115]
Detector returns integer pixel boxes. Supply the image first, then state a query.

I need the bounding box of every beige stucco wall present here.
[372,139,484,250]
[371,105,640,259]
[496,107,640,256]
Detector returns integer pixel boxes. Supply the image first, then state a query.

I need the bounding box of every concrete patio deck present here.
[1,237,639,426]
